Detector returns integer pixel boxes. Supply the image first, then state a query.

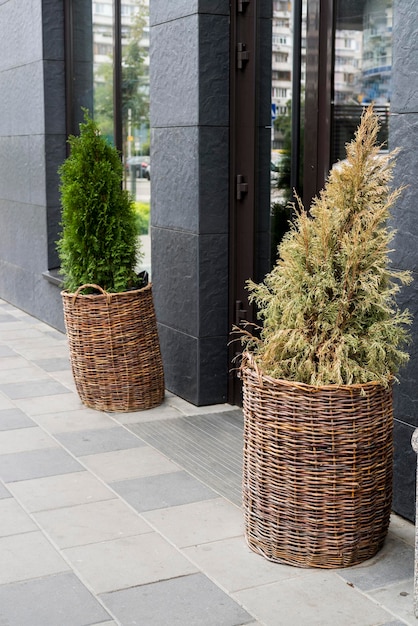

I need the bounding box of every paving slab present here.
[0,498,38,536]
[0,427,58,454]
[0,380,72,399]
[143,497,243,547]
[63,532,198,594]
[100,572,253,626]
[111,470,218,512]
[233,572,396,626]
[0,572,111,626]
[54,426,145,456]
[368,579,416,625]
[0,532,70,584]
[33,498,152,548]
[0,447,83,483]
[7,471,115,512]
[33,408,118,433]
[184,536,304,593]
[0,407,35,430]
[79,446,181,482]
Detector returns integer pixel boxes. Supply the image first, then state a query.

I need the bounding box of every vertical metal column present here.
[303,0,334,207]
[228,0,259,405]
[113,0,123,152]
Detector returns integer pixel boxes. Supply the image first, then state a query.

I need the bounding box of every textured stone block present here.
[151,227,199,335]
[393,419,416,522]
[390,114,418,272]
[150,16,199,127]
[199,126,229,234]
[199,234,228,337]
[199,15,229,127]
[392,0,418,114]
[151,127,200,232]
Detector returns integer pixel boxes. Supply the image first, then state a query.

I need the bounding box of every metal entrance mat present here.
[129,409,243,506]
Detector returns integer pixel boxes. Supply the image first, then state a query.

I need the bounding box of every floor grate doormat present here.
[129,409,243,506]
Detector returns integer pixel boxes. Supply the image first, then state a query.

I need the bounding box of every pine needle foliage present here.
[244,106,412,387]
[57,110,142,293]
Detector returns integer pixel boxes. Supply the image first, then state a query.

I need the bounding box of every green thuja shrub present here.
[57,110,143,293]
[244,106,412,386]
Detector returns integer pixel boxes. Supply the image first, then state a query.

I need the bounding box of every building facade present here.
[0,0,417,521]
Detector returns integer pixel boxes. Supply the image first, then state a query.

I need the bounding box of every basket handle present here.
[72,284,110,303]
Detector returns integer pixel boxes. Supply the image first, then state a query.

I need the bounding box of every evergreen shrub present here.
[57,110,143,293]
[244,106,412,387]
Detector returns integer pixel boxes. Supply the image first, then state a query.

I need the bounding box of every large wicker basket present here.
[61,283,164,412]
[241,353,393,569]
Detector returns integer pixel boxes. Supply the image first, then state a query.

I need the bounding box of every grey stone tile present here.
[0,572,111,626]
[0,481,11,498]
[368,579,416,626]
[184,536,297,593]
[0,313,16,323]
[14,392,84,415]
[337,535,414,591]
[80,447,180,482]
[100,573,253,626]
[33,499,152,548]
[0,407,35,430]
[143,497,243,548]
[0,345,16,356]
[8,471,115,513]
[34,408,116,434]
[233,573,395,626]
[0,427,58,454]
[0,448,83,483]
[0,498,38,536]
[63,532,197,594]
[0,379,71,399]
[0,532,70,584]
[111,470,217,512]
[54,427,145,456]
[33,357,70,371]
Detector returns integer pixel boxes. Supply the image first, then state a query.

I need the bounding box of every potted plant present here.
[58,110,164,412]
[239,106,412,568]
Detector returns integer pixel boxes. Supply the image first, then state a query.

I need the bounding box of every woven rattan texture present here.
[62,284,164,412]
[241,357,393,569]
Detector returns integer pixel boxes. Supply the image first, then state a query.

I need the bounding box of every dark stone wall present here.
[150,1,231,405]
[0,0,66,329]
[390,0,418,521]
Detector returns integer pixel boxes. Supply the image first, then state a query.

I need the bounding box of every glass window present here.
[331,0,392,164]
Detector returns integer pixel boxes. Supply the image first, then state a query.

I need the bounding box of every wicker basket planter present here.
[62,283,164,412]
[241,354,393,569]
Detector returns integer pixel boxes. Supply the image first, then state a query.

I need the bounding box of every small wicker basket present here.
[241,353,393,568]
[62,283,164,412]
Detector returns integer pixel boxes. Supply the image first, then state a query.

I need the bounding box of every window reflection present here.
[92,0,151,275]
[332,0,392,164]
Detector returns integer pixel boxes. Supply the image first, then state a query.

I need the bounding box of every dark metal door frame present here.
[228,0,259,405]
[303,0,334,207]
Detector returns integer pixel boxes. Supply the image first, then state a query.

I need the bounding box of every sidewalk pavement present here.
[0,296,416,626]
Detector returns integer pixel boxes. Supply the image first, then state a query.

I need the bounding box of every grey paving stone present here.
[0,380,72,399]
[0,448,83,483]
[33,357,71,372]
[0,314,16,323]
[338,534,414,591]
[100,572,253,626]
[0,572,111,626]
[0,407,35,431]
[111,470,218,512]
[0,481,11,499]
[55,427,145,456]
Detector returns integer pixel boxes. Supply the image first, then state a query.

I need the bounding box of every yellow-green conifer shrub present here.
[245,106,412,386]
